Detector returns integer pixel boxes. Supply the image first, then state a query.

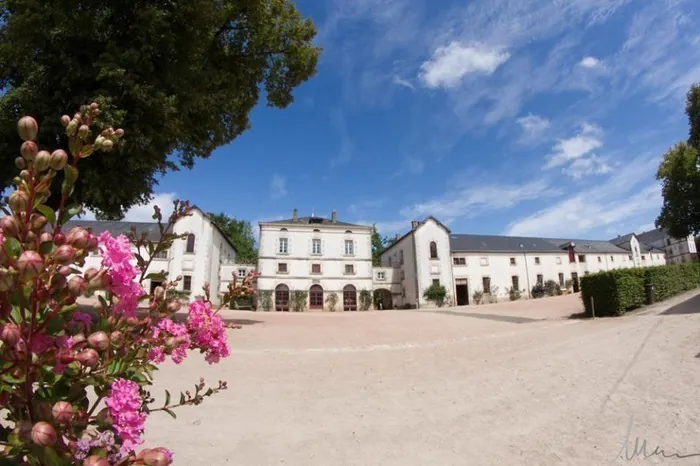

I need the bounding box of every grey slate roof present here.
[610,233,635,250]
[636,228,668,244]
[449,234,631,254]
[64,220,168,240]
[261,216,368,228]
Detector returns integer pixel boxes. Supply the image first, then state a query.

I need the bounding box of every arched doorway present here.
[343,285,357,312]
[373,289,393,310]
[275,284,290,312]
[309,285,324,310]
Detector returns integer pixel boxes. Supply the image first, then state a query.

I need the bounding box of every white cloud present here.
[506,157,662,237]
[392,155,425,178]
[270,174,288,199]
[355,219,409,236]
[517,114,550,142]
[579,56,601,68]
[81,193,177,223]
[563,155,613,179]
[419,42,510,89]
[392,76,415,90]
[400,180,558,220]
[330,110,353,167]
[545,123,603,169]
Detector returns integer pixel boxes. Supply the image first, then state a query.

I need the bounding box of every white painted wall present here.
[413,219,454,308]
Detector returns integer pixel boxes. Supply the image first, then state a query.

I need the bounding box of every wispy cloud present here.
[330,110,353,167]
[392,76,415,90]
[517,114,550,143]
[270,174,288,200]
[392,155,425,178]
[419,42,510,89]
[82,193,178,222]
[544,123,604,169]
[563,155,613,179]
[579,56,602,68]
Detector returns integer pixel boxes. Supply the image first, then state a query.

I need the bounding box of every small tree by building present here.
[291,290,308,312]
[544,280,562,296]
[472,289,484,305]
[258,290,273,312]
[359,289,372,311]
[326,292,339,312]
[507,287,522,301]
[423,283,448,307]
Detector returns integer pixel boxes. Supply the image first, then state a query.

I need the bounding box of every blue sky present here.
[121,0,700,240]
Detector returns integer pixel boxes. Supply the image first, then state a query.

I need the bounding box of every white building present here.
[623,228,697,265]
[256,209,373,311]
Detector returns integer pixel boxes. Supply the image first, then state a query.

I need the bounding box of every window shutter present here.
[308,239,312,255]
[322,240,325,256]
[275,238,279,254]
[288,237,292,254]
[354,240,358,256]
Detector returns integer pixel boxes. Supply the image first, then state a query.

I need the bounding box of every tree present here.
[423,283,448,307]
[208,213,258,264]
[371,226,385,266]
[0,0,320,218]
[656,84,700,236]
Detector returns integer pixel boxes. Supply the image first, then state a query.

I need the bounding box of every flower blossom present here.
[186,299,230,364]
[149,319,190,364]
[98,232,144,317]
[105,378,146,453]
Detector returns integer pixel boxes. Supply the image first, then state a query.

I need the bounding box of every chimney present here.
[292,208,298,221]
[411,221,419,230]
[331,210,337,224]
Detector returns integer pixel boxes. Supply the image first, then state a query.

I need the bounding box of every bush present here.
[581,263,700,317]
[291,290,308,312]
[564,279,573,292]
[472,289,484,305]
[359,289,372,311]
[508,287,521,301]
[423,283,448,307]
[258,290,273,312]
[531,283,546,298]
[325,292,339,312]
[544,280,562,297]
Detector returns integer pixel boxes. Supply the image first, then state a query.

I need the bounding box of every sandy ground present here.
[144,293,700,465]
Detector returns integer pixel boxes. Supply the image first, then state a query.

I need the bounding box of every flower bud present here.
[0,248,5,266]
[18,116,38,141]
[73,113,82,122]
[14,420,32,442]
[144,448,173,466]
[78,124,89,139]
[101,139,114,151]
[30,214,47,232]
[14,156,26,169]
[93,135,104,150]
[115,128,124,138]
[110,331,124,346]
[76,349,99,367]
[34,150,51,172]
[53,245,76,265]
[20,141,38,161]
[54,232,66,245]
[0,268,14,291]
[60,115,70,127]
[68,276,88,297]
[8,190,29,212]
[30,421,57,446]
[87,331,109,351]
[84,268,99,282]
[0,216,20,238]
[17,251,43,278]
[167,300,181,313]
[66,120,78,137]
[71,333,86,345]
[0,323,21,346]
[67,227,90,248]
[58,350,74,364]
[90,102,99,110]
[154,286,165,300]
[84,456,110,466]
[52,401,74,423]
[40,232,53,244]
[95,407,113,426]
[49,149,68,170]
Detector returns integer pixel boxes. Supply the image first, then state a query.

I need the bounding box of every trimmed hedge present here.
[581,263,700,317]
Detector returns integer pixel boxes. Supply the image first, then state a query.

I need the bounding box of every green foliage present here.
[291,290,308,312]
[0,0,320,218]
[423,283,448,307]
[208,213,258,264]
[258,290,273,312]
[508,287,521,301]
[325,292,338,312]
[371,225,399,266]
[565,279,573,291]
[544,280,562,297]
[359,289,372,311]
[581,263,700,317]
[688,84,700,150]
[472,289,484,305]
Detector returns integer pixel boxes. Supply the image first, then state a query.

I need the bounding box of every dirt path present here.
[144,300,700,465]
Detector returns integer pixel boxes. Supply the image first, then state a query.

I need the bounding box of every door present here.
[571,273,580,293]
[275,284,290,312]
[455,279,469,306]
[309,285,324,310]
[343,285,357,312]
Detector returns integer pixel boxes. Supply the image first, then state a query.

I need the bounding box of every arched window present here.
[275,284,290,312]
[430,241,438,259]
[309,285,324,310]
[343,285,357,312]
[186,234,195,253]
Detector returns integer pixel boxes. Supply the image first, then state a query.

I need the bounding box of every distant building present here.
[631,228,697,265]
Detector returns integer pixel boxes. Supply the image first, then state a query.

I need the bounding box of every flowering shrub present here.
[0,105,258,465]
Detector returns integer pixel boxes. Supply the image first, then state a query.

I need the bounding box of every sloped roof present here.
[610,233,635,250]
[65,220,167,240]
[261,216,369,228]
[450,234,631,254]
[636,228,668,244]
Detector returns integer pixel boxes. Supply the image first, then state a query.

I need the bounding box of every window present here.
[309,285,323,310]
[429,241,438,259]
[432,279,440,286]
[556,257,562,265]
[311,264,321,274]
[537,274,543,285]
[510,257,516,266]
[186,234,195,253]
[277,263,288,274]
[578,255,586,263]
[480,257,489,266]
[667,238,672,246]
[275,284,290,312]
[610,256,615,262]
[237,269,247,278]
[641,255,646,261]
[534,257,541,265]
[344,240,354,256]
[568,247,575,263]
[279,237,289,254]
[183,275,192,292]
[377,271,386,280]
[629,255,633,261]
[657,254,660,260]
[344,264,355,275]
[388,257,392,266]
[597,256,602,263]
[151,249,167,259]
[482,277,491,293]
[512,275,519,290]
[312,239,322,255]
[400,250,404,265]
[453,257,466,265]
[558,273,564,287]
[400,270,405,281]
[343,285,357,311]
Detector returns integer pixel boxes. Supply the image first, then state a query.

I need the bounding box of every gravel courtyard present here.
[145,294,700,465]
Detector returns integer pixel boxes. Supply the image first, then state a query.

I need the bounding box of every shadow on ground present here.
[432,310,541,324]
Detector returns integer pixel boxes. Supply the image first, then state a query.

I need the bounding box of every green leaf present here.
[179,392,186,405]
[46,315,65,333]
[145,272,167,281]
[59,204,83,225]
[64,165,78,185]
[36,204,56,227]
[38,446,71,466]
[1,371,26,384]
[39,241,54,255]
[3,237,21,259]
[164,389,171,406]
[163,408,177,419]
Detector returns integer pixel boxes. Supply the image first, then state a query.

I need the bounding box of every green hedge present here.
[580,263,700,317]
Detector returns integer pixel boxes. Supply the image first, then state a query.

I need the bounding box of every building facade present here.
[633,228,697,264]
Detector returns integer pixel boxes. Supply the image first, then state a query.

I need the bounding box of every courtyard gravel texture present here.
[144,294,700,465]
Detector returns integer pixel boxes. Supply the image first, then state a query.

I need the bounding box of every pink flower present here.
[149,319,190,364]
[71,312,93,331]
[186,299,230,364]
[98,232,144,317]
[55,335,75,350]
[105,379,146,453]
[29,333,54,354]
